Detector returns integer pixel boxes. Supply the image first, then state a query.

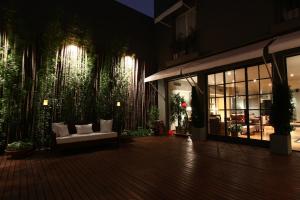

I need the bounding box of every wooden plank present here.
[1,137,300,199]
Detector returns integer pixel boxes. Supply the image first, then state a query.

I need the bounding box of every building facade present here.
[148,0,300,150]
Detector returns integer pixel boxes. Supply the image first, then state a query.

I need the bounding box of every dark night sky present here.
[116,0,154,18]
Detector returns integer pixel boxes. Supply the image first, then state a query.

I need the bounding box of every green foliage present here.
[0,45,25,141]
[169,93,186,127]
[227,124,243,134]
[270,83,295,135]
[127,127,153,137]
[6,140,33,151]
[148,106,159,127]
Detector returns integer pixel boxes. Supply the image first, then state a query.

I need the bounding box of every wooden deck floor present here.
[1,136,300,200]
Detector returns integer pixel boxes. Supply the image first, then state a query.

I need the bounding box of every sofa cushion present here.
[75,124,93,134]
[100,119,113,133]
[56,132,118,144]
[56,124,70,137]
[52,122,64,137]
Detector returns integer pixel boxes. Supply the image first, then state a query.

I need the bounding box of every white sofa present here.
[56,132,118,144]
[52,121,119,148]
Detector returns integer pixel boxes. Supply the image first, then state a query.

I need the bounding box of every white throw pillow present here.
[52,122,64,137]
[56,124,70,137]
[75,124,93,134]
[100,119,113,133]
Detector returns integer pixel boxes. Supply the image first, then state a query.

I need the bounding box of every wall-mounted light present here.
[125,56,134,71]
[43,99,49,106]
[116,101,121,107]
[290,73,295,77]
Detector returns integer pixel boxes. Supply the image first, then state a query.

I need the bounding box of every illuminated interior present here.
[287,55,300,151]
[168,77,197,133]
[208,64,274,141]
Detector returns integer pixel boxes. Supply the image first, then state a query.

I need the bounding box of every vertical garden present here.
[0,0,156,150]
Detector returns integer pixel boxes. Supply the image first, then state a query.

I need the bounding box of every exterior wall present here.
[154,0,300,71]
[158,80,167,125]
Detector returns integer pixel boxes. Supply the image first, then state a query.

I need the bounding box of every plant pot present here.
[270,134,292,155]
[176,126,185,135]
[230,131,239,137]
[191,127,206,141]
[5,148,34,159]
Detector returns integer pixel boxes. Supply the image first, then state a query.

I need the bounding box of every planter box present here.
[270,134,292,155]
[191,127,206,141]
[5,148,34,159]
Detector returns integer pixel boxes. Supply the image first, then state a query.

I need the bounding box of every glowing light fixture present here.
[43,99,49,106]
[125,56,134,71]
[227,71,232,76]
[117,102,121,107]
[59,44,88,81]
[290,73,295,77]
[268,83,272,87]
[253,79,257,83]
[186,106,192,111]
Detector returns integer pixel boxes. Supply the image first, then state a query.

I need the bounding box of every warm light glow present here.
[232,80,235,83]
[268,83,272,87]
[253,79,257,83]
[227,71,232,76]
[125,56,134,71]
[186,106,192,111]
[43,99,49,106]
[59,44,88,81]
[117,102,121,107]
[290,73,295,77]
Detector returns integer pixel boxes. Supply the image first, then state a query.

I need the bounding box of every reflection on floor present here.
[291,128,300,151]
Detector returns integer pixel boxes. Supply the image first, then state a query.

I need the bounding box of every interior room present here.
[287,55,300,151]
[208,64,274,141]
[168,77,197,133]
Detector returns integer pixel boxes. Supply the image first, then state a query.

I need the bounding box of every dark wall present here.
[154,0,300,71]
[155,0,178,17]
[0,0,156,74]
[197,0,274,56]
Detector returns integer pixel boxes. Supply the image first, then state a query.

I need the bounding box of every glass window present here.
[215,85,224,97]
[259,64,272,79]
[235,68,245,82]
[208,74,215,85]
[260,79,272,94]
[248,80,259,95]
[225,70,234,83]
[207,62,272,141]
[216,97,225,110]
[236,96,246,110]
[247,66,259,80]
[215,72,224,85]
[209,86,216,97]
[287,55,300,150]
[236,82,246,95]
[248,95,260,109]
[226,83,235,96]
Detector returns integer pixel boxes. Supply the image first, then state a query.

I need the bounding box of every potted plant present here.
[147,106,163,135]
[169,93,188,135]
[269,82,294,155]
[228,124,243,137]
[5,140,34,159]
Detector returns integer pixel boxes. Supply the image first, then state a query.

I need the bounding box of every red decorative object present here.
[168,130,174,136]
[181,101,187,109]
